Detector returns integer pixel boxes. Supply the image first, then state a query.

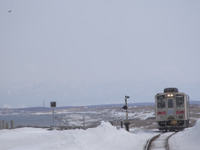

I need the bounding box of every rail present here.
[144,134,160,150]
[144,132,177,150]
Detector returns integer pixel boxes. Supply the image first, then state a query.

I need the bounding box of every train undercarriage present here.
[157,120,189,131]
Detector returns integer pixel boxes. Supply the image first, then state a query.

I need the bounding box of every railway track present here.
[144,132,177,150]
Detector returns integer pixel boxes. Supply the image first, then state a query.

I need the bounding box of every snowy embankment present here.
[0,122,154,150]
[170,119,200,150]
[1,120,200,150]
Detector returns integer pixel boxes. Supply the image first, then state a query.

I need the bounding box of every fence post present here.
[83,116,86,130]
[11,120,14,129]
[121,121,123,128]
[2,120,5,129]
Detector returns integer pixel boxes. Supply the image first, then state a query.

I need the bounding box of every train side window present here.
[176,99,184,107]
[168,99,173,108]
[157,99,165,108]
[176,94,184,107]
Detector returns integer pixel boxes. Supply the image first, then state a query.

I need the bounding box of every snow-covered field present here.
[1,104,200,129]
[0,105,157,129]
[0,120,200,150]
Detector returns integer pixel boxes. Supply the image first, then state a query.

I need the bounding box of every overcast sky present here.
[0,0,200,108]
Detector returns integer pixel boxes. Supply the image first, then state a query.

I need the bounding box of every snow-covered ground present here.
[0,122,155,150]
[0,104,200,150]
[170,119,200,150]
[0,120,200,150]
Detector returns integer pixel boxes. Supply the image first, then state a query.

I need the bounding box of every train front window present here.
[157,99,165,108]
[176,94,184,107]
[168,99,173,108]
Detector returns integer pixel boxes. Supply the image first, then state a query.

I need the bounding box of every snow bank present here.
[170,119,200,150]
[0,122,154,150]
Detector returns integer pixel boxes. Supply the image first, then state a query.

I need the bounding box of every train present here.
[155,88,190,131]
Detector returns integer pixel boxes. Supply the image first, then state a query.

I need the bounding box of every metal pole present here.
[124,96,130,132]
[50,101,56,130]
[125,97,128,122]
[52,107,55,129]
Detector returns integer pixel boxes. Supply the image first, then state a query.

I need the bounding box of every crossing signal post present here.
[123,96,130,131]
[50,101,56,129]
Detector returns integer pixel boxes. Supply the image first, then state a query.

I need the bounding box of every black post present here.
[124,122,130,132]
[121,121,123,128]
[123,96,130,131]
[50,101,56,129]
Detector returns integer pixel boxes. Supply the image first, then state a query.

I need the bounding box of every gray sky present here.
[0,0,200,108]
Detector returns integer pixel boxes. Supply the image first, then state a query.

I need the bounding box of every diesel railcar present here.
[155,88,190,131]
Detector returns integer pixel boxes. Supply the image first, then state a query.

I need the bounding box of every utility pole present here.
[123,96,130,131]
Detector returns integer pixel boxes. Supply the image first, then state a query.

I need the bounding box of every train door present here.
[176,94,185,118]
[167,97,176,125]
[176,94,187,127]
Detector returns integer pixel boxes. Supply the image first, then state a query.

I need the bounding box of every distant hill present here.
[190,101,200,105]
[1,101,199,111]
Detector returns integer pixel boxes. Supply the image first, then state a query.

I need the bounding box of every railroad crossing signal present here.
[123,95,130,132]
[123,105,128,110]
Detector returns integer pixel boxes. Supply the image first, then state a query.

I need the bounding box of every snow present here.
[169,119,200,150]
[0,120,200,150]
[131,111,155,120]
[0,122,154,150]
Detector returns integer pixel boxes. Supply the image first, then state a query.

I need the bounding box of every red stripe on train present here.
[176,111,185,114]
[157,111,166,115]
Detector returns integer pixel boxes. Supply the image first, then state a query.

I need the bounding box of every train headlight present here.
[167,94,174,97]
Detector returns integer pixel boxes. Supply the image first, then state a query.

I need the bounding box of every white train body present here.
[155,88,190,131]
